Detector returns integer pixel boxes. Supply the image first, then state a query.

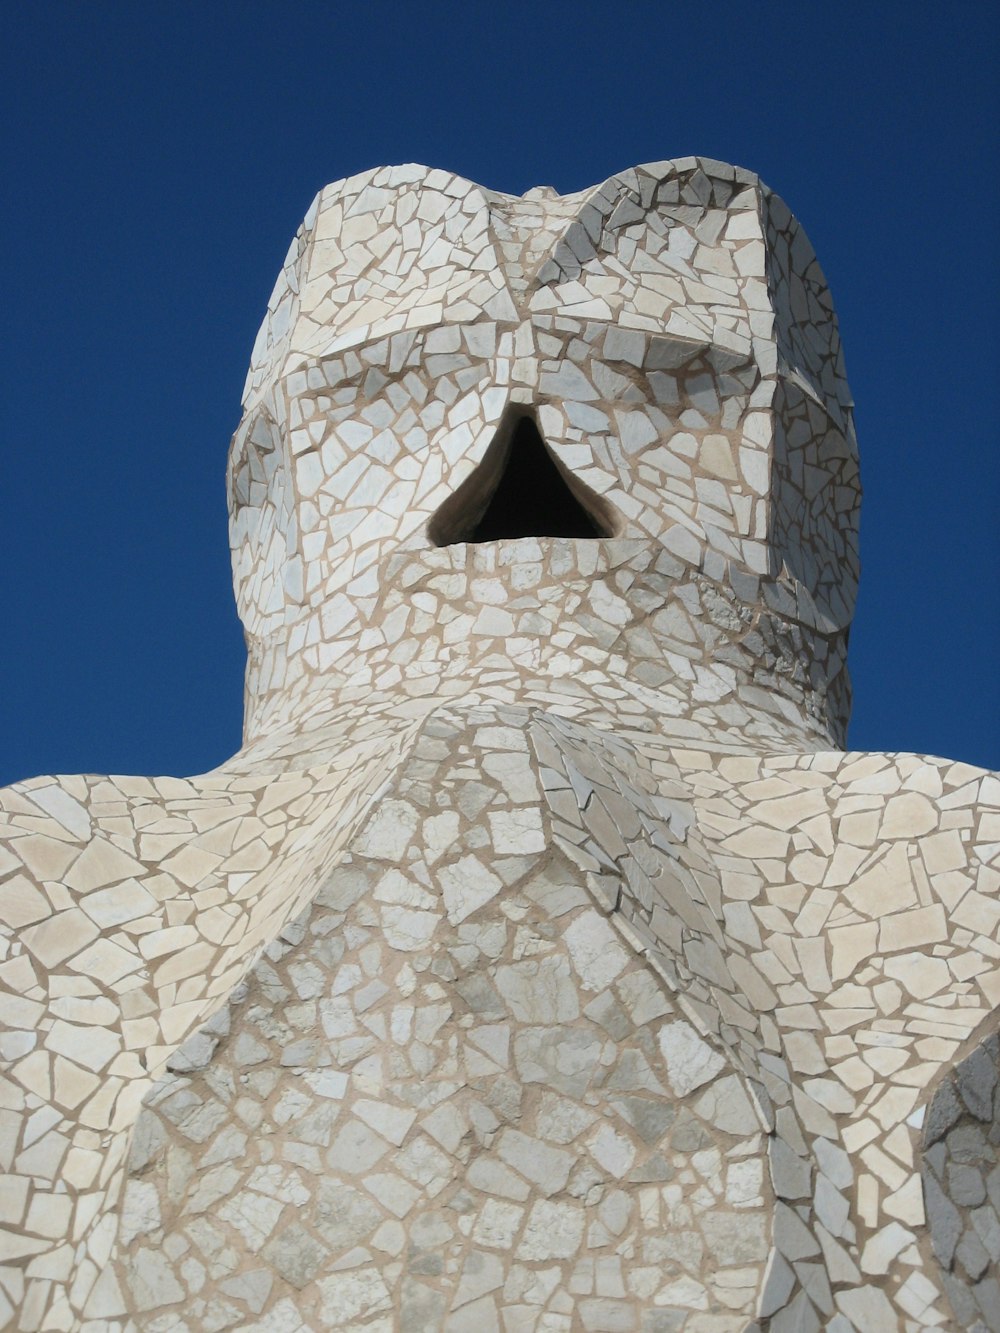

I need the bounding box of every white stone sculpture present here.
[1,158,998,1333]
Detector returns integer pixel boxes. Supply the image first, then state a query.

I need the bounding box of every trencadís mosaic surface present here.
[1,159,997,1331]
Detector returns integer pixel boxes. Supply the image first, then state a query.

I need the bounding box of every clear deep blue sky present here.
[2,1,998,785]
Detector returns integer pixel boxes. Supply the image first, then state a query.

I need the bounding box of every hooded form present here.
[227,159,860,751]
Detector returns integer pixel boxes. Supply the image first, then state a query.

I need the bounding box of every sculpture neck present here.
[239,540,850,762]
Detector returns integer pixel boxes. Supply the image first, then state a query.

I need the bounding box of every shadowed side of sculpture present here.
[921,1033,1000,1327]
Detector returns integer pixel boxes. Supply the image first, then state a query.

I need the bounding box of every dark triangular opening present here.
[428,411,617,546]
[471,417,603,541]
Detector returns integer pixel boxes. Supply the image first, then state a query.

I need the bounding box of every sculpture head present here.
[228,159,860,744]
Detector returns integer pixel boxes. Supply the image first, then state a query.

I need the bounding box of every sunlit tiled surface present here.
[1,159,997,1330]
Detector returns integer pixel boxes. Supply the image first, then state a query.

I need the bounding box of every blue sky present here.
[2,0,997,785]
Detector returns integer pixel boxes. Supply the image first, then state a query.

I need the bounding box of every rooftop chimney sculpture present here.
[1,159,997,1332]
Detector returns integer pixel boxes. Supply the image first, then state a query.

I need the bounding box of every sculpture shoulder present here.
[674,747,999,858]
[0,772,205,991]
[0,758,399,1106]
[0,766,302,981]
[0,768,222,912]
[0,737,417,957]
[670,746,1000,995]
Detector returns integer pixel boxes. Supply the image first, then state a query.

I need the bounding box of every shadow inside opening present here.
[467,416,607,542]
